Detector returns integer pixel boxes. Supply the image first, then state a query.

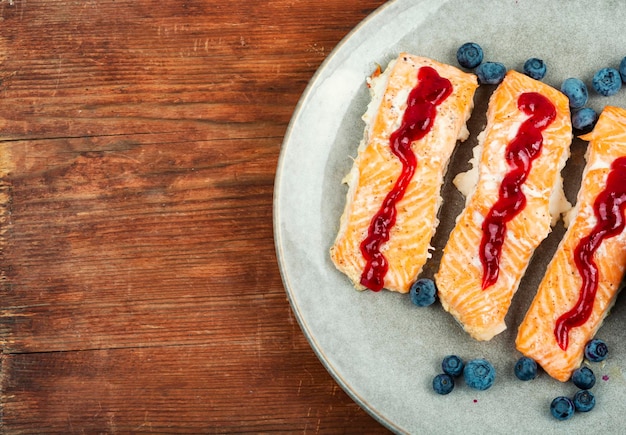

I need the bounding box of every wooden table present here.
[0,0,392,432]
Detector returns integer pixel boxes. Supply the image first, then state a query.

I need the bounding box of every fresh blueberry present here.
[561,78,588,109]
[475,62,507,85]
[463,358,496,391]
[573,389,596,413]
[523,58,547,80]
[456,42,484,69]
[442,355,465,377]
[433,373,455,395]
[620,56,626,83]
[572,107,598,131]
[584,338,608,362]
[514,356,538,381]
[572,366,596,390]
[550,396,575,421]
[409,278,437,307]
[592,67,622,96]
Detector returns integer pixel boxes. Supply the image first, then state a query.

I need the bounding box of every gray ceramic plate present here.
[274,0,626,432]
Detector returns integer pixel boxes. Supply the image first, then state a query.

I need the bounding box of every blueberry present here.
[561,78,588,109]
[514,356,538,381]
[592,67,622,96]
[433,373,454,395]
[442,355,465,377]
[475,62,507,85]
[523,58,547,80]
[572,107,598,132]
[572,366,596,390]
[620,56,626,83]
[584,338,608,362]
[456,42,484,69]
[550,396,575,421]
[409,278,437,307]
[573,389,596,413]
[463,358,496,391]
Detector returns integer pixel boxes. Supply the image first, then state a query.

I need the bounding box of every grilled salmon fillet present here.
[330,54,478,293]
[516,106,626,381]
[435,70,572,340]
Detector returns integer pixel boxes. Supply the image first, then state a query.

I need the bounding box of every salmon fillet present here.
[330,54,478,293]
[435,70,572,340]
[516,106,626,382]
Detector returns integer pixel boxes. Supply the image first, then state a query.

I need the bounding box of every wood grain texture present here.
[0,0,391,432]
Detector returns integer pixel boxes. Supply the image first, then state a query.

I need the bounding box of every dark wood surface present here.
[0,0,392,432]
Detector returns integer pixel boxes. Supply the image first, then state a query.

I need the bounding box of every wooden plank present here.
[0,0,391,432]
[0,0,382,140]
[1,134,281,353]
[1,344,384,433]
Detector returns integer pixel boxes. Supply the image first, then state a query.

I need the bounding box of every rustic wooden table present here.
[0,0,393,432]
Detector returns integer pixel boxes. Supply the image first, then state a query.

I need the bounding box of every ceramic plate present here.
[274,0,626,432]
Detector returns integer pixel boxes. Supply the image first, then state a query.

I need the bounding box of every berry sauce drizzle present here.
[555,156,626,350]
[359,66,452,291]
[479,92,556,289]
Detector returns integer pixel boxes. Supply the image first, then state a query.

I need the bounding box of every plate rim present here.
[273,0,626,432]
[273,0,403,431]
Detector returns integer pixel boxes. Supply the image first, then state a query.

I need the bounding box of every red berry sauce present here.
[479,92,556,289]
[555,156,626,350]
[359,66,453,291]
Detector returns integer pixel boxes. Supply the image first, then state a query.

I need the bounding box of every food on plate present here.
[475,61,507,85]
[573,390,596,413]
[435,70,573,341]
[572,107,598,131]
[572,366,596,390]
[409,278,437,307]
[514,356,538,381]
[441,354,465,377]
[560,77,588,109]
[620,56,626,82]
[522,57,547,81]
[456,42,484,69]
[516,106,626,382]
[432,373,455,395]
[330,53,478,293]
[432,354,496,395]
[463,358,496,391]
[550,396,576,421]
[584,338,608,362]
[592,67,622,96]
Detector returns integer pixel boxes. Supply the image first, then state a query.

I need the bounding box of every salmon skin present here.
[516,106,626,382]
[435,70,572,341]
[330,54,478,293]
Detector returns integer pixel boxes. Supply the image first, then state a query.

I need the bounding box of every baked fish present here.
[330,53,478,293]
[435,70,572,340]
[516,106,626,381]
